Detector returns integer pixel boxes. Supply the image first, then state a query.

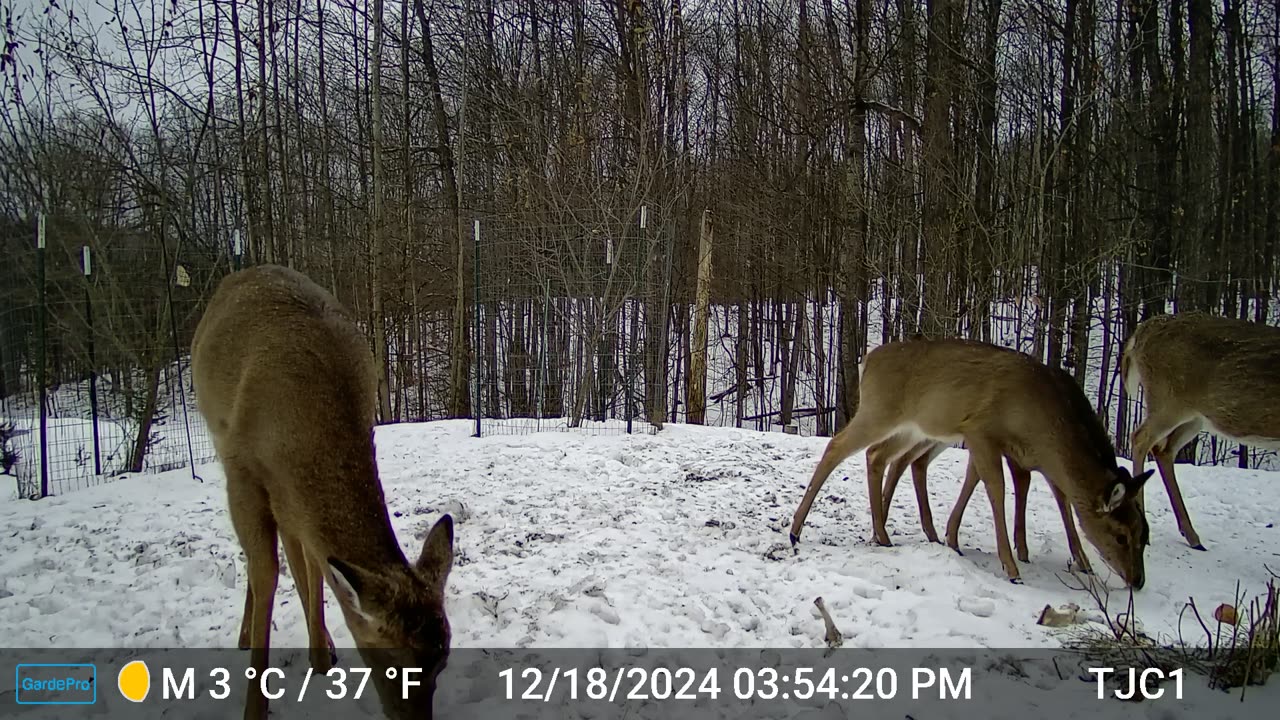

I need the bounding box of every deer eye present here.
[1116,535,1129,547]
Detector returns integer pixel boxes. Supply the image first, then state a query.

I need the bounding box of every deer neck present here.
[1039,445,1113,512]
[305,443,410,570]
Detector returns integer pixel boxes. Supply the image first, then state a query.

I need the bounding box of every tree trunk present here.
[414,0,470,418]
[687,211,714,424]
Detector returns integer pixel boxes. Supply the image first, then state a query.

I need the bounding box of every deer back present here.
[1124,312,1280,443]
[860,339,1110,474]
[191,264,401,566]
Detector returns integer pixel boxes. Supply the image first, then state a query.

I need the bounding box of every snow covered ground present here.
[0,420,1276,717]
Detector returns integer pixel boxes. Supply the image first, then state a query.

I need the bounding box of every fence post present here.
[232,229,243,271]
[537,280,549,430]
[472,219,481,438]
[83,246,102,476]
[627,208,647,434]
[36,213,49,499]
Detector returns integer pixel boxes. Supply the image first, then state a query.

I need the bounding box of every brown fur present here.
[1123,311,1280,550]
[192,264,455,720]
[790,337,1152,587]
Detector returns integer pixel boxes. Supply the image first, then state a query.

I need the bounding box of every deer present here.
[1122,311,1280,551]
[872,428,1096,575]
[191,264,456,720]
[790,337,1153,587]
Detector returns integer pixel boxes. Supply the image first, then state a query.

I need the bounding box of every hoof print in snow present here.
[515,532,562,548]
[764,543,791,561]
[440,498,470,522]
[824,494,846,504]
[474,590,505,620]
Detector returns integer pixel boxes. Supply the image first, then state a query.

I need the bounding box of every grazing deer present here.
[1123,311,1280,550]
[192,264,456,720]
[874,433,1095,574]
[790,337,1153,587]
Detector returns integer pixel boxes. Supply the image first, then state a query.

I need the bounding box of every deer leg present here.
[968,438,1021,583]
[791,412,895,545]
[908,457,940,544]
[877,438,940,544]
[1009,462,1031,563]
[1047,482,1091,574]
[1129,412,1187,514]
[1152,420,1207,550]
[227,468,280,720]
[877,451,909,520]
[945,458,982,554]
[306,553,339,666]
[910,445,945,544]
[280,532,335,672]
[237,587,252,650]
[878,436,926,517]
[948,454,1021,553]
[866,448,894,546]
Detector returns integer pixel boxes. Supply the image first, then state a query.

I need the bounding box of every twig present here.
[1184,597,1214,658]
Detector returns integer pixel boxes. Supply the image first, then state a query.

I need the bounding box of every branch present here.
[830,98,923,135]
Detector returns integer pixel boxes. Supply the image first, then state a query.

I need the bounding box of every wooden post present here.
[687,210,714,425]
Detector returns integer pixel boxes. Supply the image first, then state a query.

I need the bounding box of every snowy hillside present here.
[0,420,1276,716]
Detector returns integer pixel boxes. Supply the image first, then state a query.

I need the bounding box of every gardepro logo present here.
[14,663,97,705]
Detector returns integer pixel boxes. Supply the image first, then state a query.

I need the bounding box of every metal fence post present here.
[83,246,102,476]
[36,213,49,498]
[472,219,481,438]
[537,280,549,430]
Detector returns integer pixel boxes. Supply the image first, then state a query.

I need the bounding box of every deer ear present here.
[416,514,454,591]
[327,558,378,622]
[1129,468,1155,489]
[1100,481,1127,513]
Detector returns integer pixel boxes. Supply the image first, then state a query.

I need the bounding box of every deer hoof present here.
[789,532,800,546]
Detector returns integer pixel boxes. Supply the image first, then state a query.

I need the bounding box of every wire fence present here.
[0,207,671,501]
[0,215,220,499]
[470,207,667,436]
[6,206,1271,503]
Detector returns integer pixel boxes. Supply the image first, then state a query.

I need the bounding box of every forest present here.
[0,0,1277,494]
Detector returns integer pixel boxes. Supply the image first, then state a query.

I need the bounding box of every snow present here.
[0,419,1276,718]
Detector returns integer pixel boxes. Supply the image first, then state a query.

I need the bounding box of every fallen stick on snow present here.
[814,596,843,650]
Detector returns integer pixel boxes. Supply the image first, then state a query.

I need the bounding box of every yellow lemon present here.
[117,660,150,702]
